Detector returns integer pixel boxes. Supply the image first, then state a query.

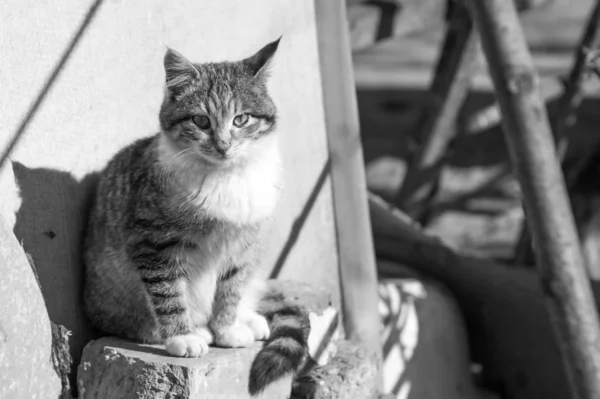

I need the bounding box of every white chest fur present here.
[192,150,282,224]
[160,135,283,225]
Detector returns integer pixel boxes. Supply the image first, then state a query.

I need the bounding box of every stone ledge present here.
[261,279,334,318]
[292,340,379,399]
[78,337,264,398]
[78,338,379,399]
[77,280,340,399]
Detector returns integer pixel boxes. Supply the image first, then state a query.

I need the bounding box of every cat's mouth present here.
[198,150,240,166]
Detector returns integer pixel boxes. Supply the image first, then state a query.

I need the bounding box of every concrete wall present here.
[0,214,62,399]
[0,0,339,384]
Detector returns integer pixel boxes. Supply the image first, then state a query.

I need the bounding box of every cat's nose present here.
[215,140,231,156]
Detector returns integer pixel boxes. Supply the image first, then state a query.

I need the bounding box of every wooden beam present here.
[467,0,600,397]
[314,0,382,366]
[396,0,550,225]
[346,0,447,51]
[513,0,600,265]
[394,1,478,222]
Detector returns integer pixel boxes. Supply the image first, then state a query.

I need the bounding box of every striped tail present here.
[248,297,311,397]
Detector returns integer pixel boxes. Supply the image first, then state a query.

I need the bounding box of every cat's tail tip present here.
[248,323,306,397]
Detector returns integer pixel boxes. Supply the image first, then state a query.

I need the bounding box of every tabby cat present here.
[83,37,308,396]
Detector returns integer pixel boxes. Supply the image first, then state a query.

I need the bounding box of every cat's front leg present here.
[210,264,268,348]
[131,242,209,357]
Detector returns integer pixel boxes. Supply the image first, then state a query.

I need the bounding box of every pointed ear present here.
[244,36,282,77]
[164,48,200,92]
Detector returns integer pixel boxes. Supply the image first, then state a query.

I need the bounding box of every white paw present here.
[214,322,255,348]
[243,312,270,341]
[165,334,209,357]
[194,326,214,345]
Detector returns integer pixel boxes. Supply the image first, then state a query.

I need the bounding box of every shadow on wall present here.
[0,0,104,172]
[11,161,100,392]
[1,2,105,395]
[270,157,331,279]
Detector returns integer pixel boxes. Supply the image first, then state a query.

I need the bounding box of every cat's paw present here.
[213,322,255,348]
[194,326,214,345]
[165,334,209,357]
[242,312,270,341]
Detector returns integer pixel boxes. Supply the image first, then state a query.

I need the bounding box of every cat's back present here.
[88,135,157,225]
[83,134,161,341]
[84,134,160,270]
[96,134,158,203]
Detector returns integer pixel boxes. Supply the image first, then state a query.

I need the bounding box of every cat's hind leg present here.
[237,278,270,341]
[194,325,215,344]
[240,311,270,341]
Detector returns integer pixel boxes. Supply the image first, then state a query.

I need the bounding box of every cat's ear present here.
[164,47,200,92]
[244,36,282,77]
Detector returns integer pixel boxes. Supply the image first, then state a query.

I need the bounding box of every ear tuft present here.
[164,47,200,92]
[244,36,282,77]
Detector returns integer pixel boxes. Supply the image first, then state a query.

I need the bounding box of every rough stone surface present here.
[78,280,341,399]
[263,280,334,316]
[78,338,264,399]
[0,214,62,399]
[292,340,379,399]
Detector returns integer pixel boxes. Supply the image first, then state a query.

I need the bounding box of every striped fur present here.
[82,39,283,356]
[249,294,312,396]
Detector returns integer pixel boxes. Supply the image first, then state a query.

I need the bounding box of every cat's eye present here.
[233,113,250,127]
[193,115,211,130]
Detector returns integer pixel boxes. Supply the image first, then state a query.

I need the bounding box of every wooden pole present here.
[314,0,383,367]
[513,0,600,264]
[394,2,478,222]
[395,0,545,224]
[467,0,600,398]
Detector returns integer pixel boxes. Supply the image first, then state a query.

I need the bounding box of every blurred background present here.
[348,1,600,398]
[349,0,600,262]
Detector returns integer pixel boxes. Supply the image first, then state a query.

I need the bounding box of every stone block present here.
[78,338,264,399]
[292,340,379,399]
[0,214,62,398]
[78,280,340,398]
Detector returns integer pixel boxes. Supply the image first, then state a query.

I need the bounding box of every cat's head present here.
[158,38,280,166]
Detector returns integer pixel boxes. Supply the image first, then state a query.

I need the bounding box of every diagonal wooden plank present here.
[468,0,600,397]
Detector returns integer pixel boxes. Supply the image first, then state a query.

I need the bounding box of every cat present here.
[82,37,309,396]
